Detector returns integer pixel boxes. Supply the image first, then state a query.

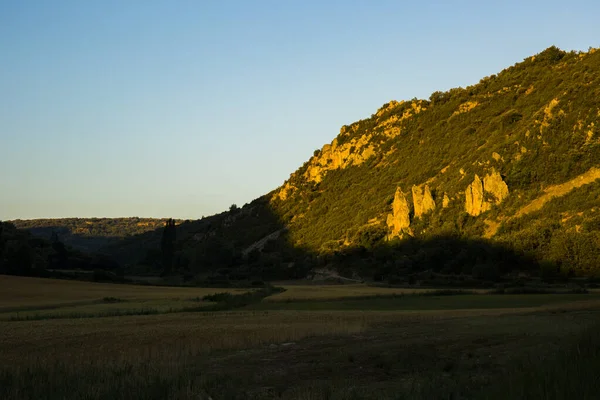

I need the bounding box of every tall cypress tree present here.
[160,219,176,276]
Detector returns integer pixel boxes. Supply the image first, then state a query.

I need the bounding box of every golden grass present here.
[7,299,599,367]
[0,275,246,310]
[267,284,484,302]
[0,310,368,367]
[3,277,600,368]
[3,277,600,399]
[0,298,217,321]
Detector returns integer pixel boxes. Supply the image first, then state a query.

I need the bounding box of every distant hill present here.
[0,220,121,279]
[10,218,179,253]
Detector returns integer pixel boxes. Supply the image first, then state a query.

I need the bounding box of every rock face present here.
[412,185,436,217]
[442,193,450,208]
[386,187,411,237]
[483,169,509,203]
[305,137,376,183]
[465,175,487,216]
[465,169,509,216]
[300,101,426,184]
[276,182,295,201]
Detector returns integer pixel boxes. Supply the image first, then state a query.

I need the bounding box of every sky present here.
[1,0,599,220]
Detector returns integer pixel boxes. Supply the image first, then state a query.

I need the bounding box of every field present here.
[0,275,250,308]
[0,275,251,320]
[265,284,452,301]
[1,276,600,399]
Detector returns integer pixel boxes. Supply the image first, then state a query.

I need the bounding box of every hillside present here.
[10,218,180,253]
[8,46,600,284]
[181,46,600,282]
[4,218,185,278]
[0,221,121,278]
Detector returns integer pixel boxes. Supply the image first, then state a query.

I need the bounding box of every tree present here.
[49,231,68,269]
[160,219,177,276]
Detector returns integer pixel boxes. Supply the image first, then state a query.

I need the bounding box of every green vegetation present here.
[160,218,177,275]
[11,217,176,240]
[10,217,178,253]
[200,284,285,311]
[0,221,121,277]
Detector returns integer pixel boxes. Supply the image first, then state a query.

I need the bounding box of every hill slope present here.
[184,46,600,281]
[8,46,600,283]
[10,218,179,253]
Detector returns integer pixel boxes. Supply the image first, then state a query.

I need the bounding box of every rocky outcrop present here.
[465,169,509,216]
[442,193,450,208]
[302,100,426,184]
[452,101,479,116]
[465,175,488,216]
[483,169,509,203]
[412,185,436,217]
[386,187,411,237]
[305,137,376,183]
[275,182,295,201]
[538,98,563,134]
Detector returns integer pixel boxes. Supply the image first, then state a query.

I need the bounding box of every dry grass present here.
[4,300,599,367]
[0,310,369,367]
[0,275,246,311]
[4,306,598,399]
[267,284,486,302]
[3,277,600,399]
[0,298,219,321]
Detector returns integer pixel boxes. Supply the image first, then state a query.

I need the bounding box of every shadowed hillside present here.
[10,218,181,253]
[0,221,121,279]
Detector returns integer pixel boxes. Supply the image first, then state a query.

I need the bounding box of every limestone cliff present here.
[483,169,509,203]
[305,137,376,183]
[465,175,488,216]
[294,100,426,186]
[276,182,295,201]
[386,187,411,237]
[412,185,436,217]
[465,169,509,216]
[442,193,450,208]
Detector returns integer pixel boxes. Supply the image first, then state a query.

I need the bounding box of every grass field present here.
[266,284,455,301]
[0,275,248,310]
[0,275,251,320]
[1,275,600,399]
[250,292,599,311]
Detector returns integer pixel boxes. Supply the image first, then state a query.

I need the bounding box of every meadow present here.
[264,284,448,302]
[1,276,600,399]
[0,275,249,309]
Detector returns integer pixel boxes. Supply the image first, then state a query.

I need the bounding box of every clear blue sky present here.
[1,0,598,220]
